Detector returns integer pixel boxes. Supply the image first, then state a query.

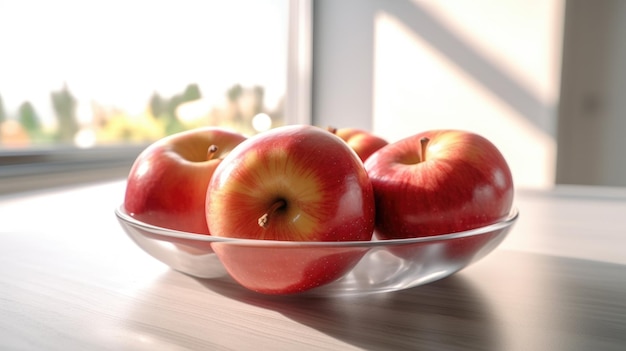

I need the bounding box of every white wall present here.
[313,0,564,190]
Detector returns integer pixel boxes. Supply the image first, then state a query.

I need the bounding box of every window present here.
[0,0,290,149]
[0,0,311,193]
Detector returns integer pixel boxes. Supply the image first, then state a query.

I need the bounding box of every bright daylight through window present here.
[0,0,288,150]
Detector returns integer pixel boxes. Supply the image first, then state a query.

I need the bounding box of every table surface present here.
[1,179,626,351]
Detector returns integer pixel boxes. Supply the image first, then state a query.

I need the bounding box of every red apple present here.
[209,243,369,294]
[124,127,246,235]
[364,129,514,240]
[327,126,389,162]
[206,124,375,294]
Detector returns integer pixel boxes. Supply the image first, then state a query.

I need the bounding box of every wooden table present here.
[1,179,625,350]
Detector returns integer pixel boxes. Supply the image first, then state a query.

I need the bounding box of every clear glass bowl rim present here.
[115,205,519,248]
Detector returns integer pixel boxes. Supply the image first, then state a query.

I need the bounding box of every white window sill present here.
[0,145,145,194]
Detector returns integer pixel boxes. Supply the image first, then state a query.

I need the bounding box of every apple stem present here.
[258,199,287,229]
[420,137,430,162]
[207,145,219,161]
[327,126,338,134]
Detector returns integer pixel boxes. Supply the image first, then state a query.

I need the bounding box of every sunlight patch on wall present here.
[372,1,564,189]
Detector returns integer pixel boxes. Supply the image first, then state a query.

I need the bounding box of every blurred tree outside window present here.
[0,0,288,150]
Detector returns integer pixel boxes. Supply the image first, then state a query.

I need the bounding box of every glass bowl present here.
[115,205,518,296]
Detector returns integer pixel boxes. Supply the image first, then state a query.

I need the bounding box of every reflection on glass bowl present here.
[115,205,518,296]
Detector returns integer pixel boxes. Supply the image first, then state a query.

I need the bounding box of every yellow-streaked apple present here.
[124,127,246,235]
[206,124,375,294]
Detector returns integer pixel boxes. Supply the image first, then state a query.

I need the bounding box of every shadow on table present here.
[197,274,503,351]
